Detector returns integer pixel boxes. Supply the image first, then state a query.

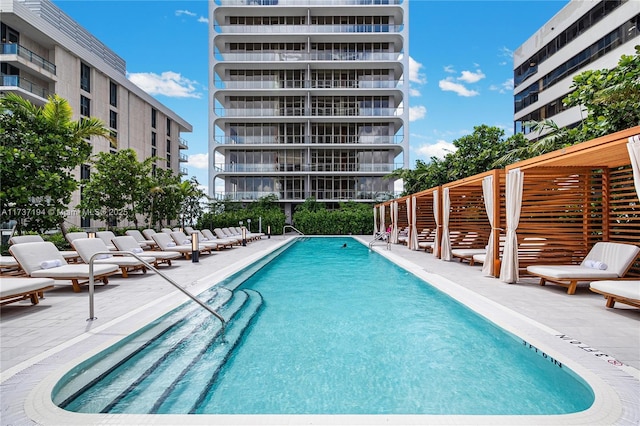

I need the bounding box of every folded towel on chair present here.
[131,247,144,254]
[40,259,62,269]
[584,259,608,270]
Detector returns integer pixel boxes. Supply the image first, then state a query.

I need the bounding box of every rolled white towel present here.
[131,247,144,254]
[40,259,62,269]
[584,259,608,270]
[167,242,177,247]
[182,240,190,245]
[96,254,112,260]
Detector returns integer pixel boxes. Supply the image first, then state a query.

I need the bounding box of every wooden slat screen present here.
[447,185,490,249]
[608,165,640,277]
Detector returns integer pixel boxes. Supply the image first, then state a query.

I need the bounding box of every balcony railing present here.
[214,135,403,145]
[0,74,49,99]
[216,51,401,62]
[211,190,399,202]
[180,167,189,175]
[1,43,56,75]
[214,107,402,117]
[214,163,399,173]
[178,138,189,149]
[218,0,402,5]
[179,153,189,162]
[216,24,402,34]
[216,79,400,89]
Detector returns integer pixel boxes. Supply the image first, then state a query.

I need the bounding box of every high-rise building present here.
[210,0,409,221]
[0,0,192,228]
[513,0,639,140]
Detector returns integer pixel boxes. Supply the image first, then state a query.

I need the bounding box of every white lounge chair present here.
[0,277,55,306]
[65,231,88,245]
[194,230,235,249]
[124,230,157,250]
[9,242,119,292]
[10,234,81,263]
[95,231,118,251]
[170,231,215,253]
[589,280,640,309]
[213,228,242,245]
[72,238,156,278]
[151,232,196,260]
[142,229,157,241]
[112,236,180,267]
[526,242,640,295]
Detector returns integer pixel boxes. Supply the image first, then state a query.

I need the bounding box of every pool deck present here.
[1,235,638,425]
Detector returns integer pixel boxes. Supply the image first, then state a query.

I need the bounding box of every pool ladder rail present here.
[369,232,391,250]
[87,251,227,341]
[282,225,304,237]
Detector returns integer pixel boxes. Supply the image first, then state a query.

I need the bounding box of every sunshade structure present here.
[376,197,409,244]
[411,186,442,257]
[500,125,640,283]
[441,169,505,276]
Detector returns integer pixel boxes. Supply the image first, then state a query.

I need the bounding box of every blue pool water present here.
[54,237,594,415]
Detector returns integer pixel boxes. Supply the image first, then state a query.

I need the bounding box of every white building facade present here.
[0,0,192,228]
[209,0,409,219]
[513,0,639,140]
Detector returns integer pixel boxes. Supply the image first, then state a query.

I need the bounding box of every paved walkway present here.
[1,235,638,425]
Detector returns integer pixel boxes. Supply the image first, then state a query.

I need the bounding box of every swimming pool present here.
[51,237,595,416]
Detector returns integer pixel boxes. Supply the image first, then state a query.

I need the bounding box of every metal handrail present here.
[282,225,304,236]
[369,232,390,249]
[88,251,226,340]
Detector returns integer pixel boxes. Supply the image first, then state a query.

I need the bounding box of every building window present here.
[80,95,90,117]
[80,62,91,92]
[166,118,171,136]
[80,164,91,181]
[151,108,157,128]
[109,81,118,107]
[109,110,118,130]
[151,132,156,146]
[166,154,171,168]
[166,139,171,153]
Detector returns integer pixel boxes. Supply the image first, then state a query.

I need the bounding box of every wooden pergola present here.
[502,125,640,281]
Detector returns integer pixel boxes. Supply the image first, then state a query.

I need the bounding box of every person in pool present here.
[342,243,347,248]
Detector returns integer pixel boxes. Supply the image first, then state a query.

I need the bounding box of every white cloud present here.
[198,16,209,24]
[409,88,421,97]
[128,71,201,98]
[489,78,514,94]
[409,56,426,85]
[444,65,455,74]
[415,140,457,160]
[409,105,427,122]
[438,78,479,97]
[175,10,196,17]
[458,69,486,84]
[188,153,209,169]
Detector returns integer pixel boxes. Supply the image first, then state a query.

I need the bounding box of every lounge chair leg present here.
[29,292,39,305]
[71,279,81,293]
[567,281,578,295]
[102,277,109,285]
[121,267,129,278]
[539,278,546,286]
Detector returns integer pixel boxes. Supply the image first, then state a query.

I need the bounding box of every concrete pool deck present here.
[1,235,638,425]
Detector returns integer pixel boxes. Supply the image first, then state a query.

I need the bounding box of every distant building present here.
[0,0,192,228]
[210,0,409,221]
[513,0,639,140]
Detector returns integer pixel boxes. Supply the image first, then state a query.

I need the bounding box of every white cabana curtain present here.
[441,188,452,260]
[391,201,399,243]
[627,134,640,198]
[409,197,419,250]
[433,190,441,257]
[500,168,524,283]
[380,204,386,234]
[373,206,378,236]
[481,175,496,276]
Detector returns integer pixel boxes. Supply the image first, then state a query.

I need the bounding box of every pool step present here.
[151,289,264,414]
[55,287,253,413]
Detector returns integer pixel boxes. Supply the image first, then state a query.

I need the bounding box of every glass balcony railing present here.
[178,138,189,149]
[212,190,399,202]
[180,167,189,175]
[1,43,56,75]
[218,0,402,5]
[216,24,402,34]
[214,107,402,117]
[214,135,403,144]
[216,51,401,62]
[214,163,399,173]
[0,74,49,99]
[179,153,189,162]
[215,79,400,89]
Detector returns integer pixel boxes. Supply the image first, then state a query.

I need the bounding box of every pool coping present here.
[2,236,639,425]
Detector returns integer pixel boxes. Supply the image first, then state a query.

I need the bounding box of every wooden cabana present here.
[375,197,409,245]
[440,169,505,276]
[501,126,640,283]
[412,186,442,257]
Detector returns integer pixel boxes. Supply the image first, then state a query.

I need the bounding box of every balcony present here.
[214,162,400,173]
[216,79,400,90]
[213,107,402,117]
[212,189,399,202]
[178,138,189,149]
[179,167,189,175]
[216,51,401,62]
[216,24,402,34]
[1,43,56,75]
[217,0,403,5]
[179,153,189,162]
[0,74,49,102]
[214,135,403,145]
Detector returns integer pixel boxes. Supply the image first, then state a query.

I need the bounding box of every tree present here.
[179,177,209,228]
[78,149,154,229]
[143,168,183,228]
[0,93,112,233]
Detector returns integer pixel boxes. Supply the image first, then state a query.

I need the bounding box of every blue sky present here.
[54,0,570,194]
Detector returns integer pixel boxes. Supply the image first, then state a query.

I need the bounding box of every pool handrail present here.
[369,231,391,249]
[283,225,304,236]
[87,250,226,340]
